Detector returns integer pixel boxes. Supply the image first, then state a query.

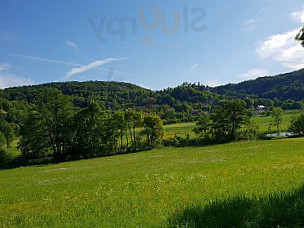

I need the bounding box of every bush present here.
[0,148,10,168]
[239,123,261,140]
[163,134,203,147]
[0,131,7,150]
[289,114,304,135]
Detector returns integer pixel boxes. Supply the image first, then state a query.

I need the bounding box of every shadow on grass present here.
[169,185,304,228]
[0,147,154,171]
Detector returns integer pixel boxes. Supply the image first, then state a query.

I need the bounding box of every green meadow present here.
[1,137,304,227]
[163,111,303,139]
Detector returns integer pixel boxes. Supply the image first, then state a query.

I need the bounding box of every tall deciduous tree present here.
[142,113,164,148]
[271,107,283,134]
[211,100,250,141]
[289,114,304,136]
[193,112,210,139]
[113,110,127,151]
[20,90,74,160]
[73,100,116,158]
[125,110,143,151]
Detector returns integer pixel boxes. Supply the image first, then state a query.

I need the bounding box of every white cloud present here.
[291,10,304,23]
[64,57,128,80]
[0,63,34,89]
[0,73,34,89]
[65,40,90,60]
[256,28,304,71]
[206,79,221,87]
[65,41,79,50]
[239,68,269,80]
[182,63,199,78]
[242,19,256,31]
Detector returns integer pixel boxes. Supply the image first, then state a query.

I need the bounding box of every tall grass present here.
[1,138,304,227]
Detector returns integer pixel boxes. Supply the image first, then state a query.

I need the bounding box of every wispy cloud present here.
[0,63,34,89]
[241,19,256,31]
[64,57,130,80]
[11,53,139,81]
[0,63,10,71]
[65,40,90,60]
[256,27,304,71]
[10,53,81,67]
[65,41,79,50]
[183,63,199,78]
[239,68,269,80]
[291,9,304,23]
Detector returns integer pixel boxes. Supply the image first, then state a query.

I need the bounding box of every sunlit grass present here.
[1,137,304,227]
[7,138,21,158]
[164,122,196,139]
[163,111,304,138]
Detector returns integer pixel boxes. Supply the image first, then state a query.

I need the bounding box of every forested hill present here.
[1,69,304,110]
[0,81,152,109]
[212,69,304,100]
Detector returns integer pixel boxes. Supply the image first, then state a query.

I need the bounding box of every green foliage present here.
[0,131,7,150]
[1,81,151,109]
[142,113,164,148]
[289,114,304,135]
[211,100,250,141]
[193,112,210,139]
[112,110,127,151]
[193,100,254,144]
[271,107,283,134]
[0,120,14,148]
[213,69,304,101]
[19,110,51,159]
[72,101,116,158]
[125,109,143,151]
[20,90,75,160]
[238,123,261,140]
[0,132,10,168]
[0,148,10,168]
[17,89,165,163]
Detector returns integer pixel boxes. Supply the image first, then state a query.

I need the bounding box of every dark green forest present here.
[1,69,304,112]
[212,69,304,101]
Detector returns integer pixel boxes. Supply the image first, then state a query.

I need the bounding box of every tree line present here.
[1,89,164,165]
[1,92,304,168]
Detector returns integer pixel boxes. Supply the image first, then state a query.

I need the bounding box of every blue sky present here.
[0,0,304,90]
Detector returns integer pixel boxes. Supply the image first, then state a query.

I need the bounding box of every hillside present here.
[212,69,304,100]
[0,81,152,109]
[1,69,304,110]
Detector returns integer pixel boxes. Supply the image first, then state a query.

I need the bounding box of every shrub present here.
[0,131,7,150]
[0,148,9,168]
[239,123,261,140]
[289,114,304,136]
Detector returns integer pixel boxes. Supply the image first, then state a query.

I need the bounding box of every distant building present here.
[256,105,266,113]
[251,105,266,115]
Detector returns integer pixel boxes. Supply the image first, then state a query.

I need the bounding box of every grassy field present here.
[251,111,301,133]
[163,111,303,139]
[164,122,196,139]
[1,137,304,227]
[6,111,302,158]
